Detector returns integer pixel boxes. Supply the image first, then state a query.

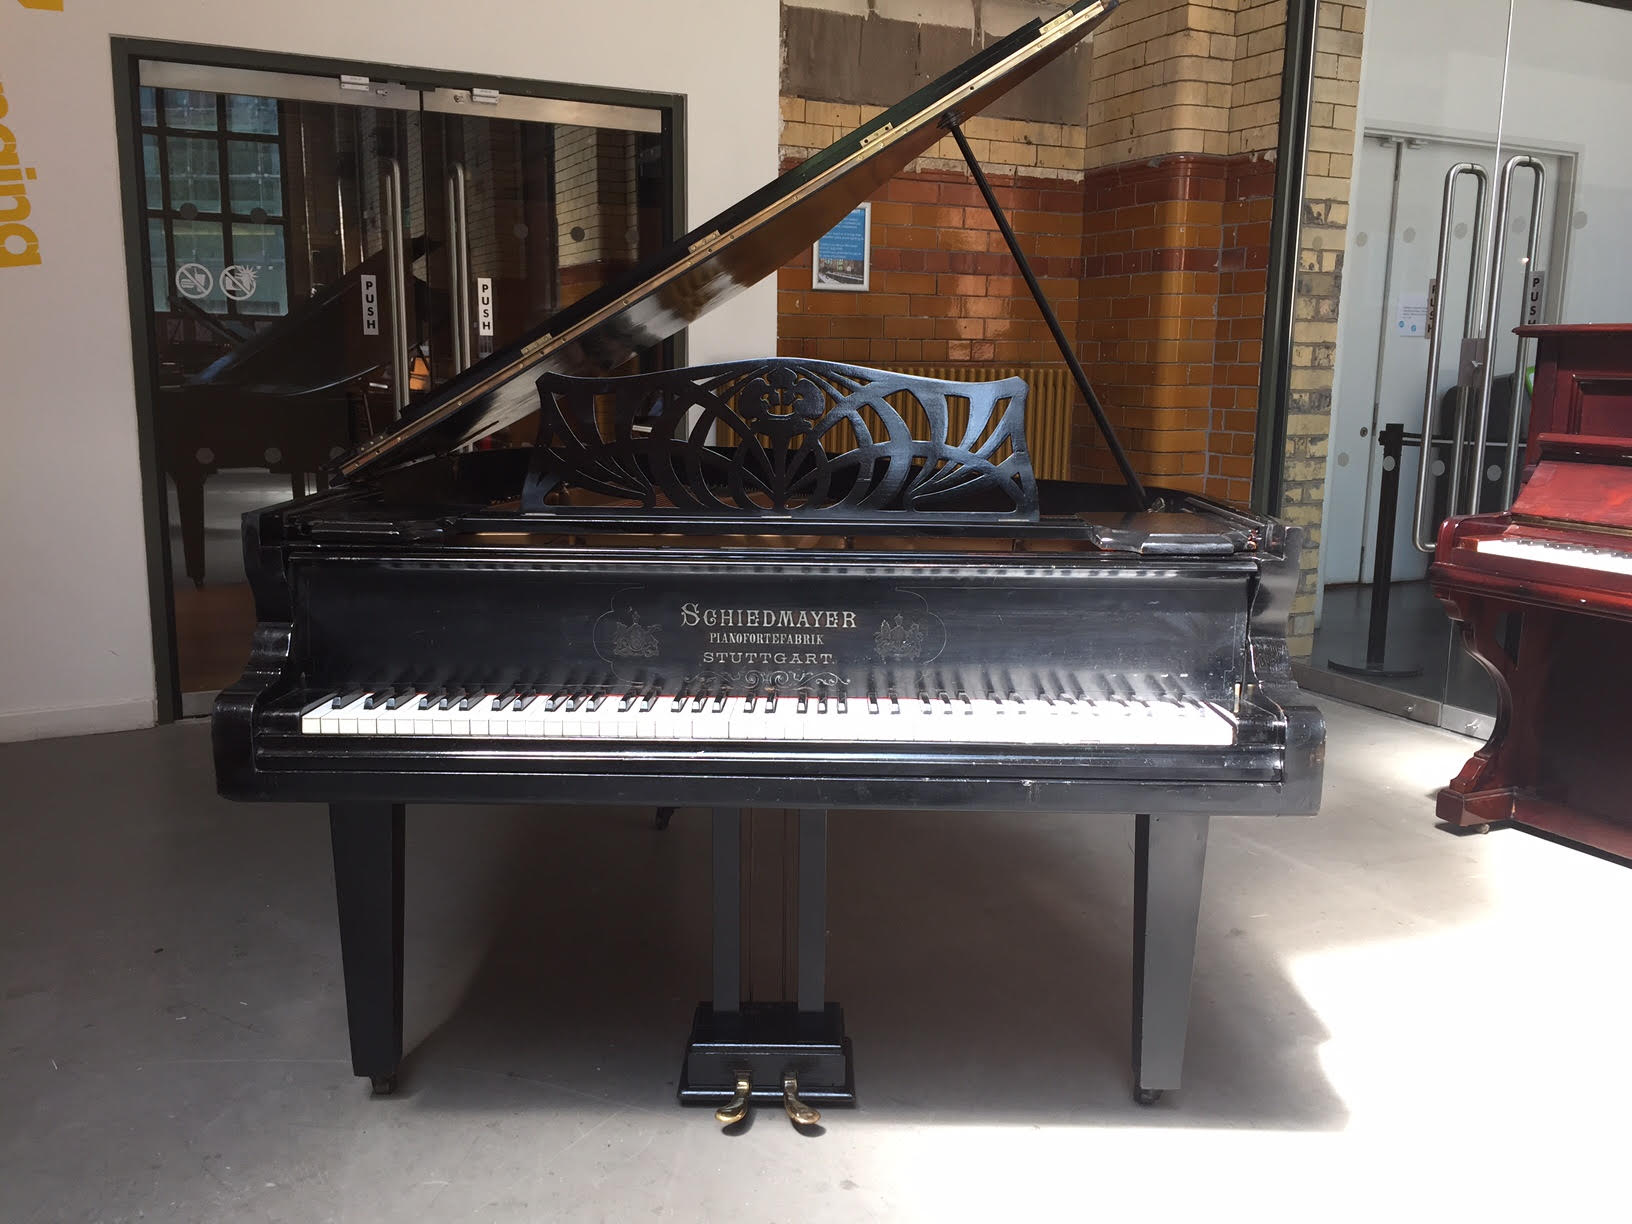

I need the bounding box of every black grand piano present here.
[214,0,1323,1126]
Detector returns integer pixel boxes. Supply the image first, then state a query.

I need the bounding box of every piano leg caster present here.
[1135,1087,1163,1106]
[370,1074,398,1096]
[654,807,674,831]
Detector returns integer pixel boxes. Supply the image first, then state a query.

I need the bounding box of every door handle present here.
[1413,162,1487,553]
[380,156,411,416]
[445,161,472,373]
[1469,155,1545,515]
[1499,158,1547,508]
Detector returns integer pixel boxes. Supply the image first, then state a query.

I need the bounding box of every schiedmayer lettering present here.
[680,602,858,630]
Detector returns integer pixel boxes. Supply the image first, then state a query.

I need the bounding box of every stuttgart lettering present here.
[0,82,42,268]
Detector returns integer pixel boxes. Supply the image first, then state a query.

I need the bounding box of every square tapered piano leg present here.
[329,802,405,1095]
[680,808,855,1116]
[1132,811,1210,1105]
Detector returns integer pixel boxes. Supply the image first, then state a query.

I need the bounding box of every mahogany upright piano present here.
[1431,323,1632,864]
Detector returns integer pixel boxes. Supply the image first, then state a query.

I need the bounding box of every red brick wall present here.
[1075,153,1275,504]
[775,153,1277,506]
[777,162,1085,368]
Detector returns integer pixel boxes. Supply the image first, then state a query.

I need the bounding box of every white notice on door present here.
[477,277,494,337]
[1394,291,1429,338]
[360,273,380,336]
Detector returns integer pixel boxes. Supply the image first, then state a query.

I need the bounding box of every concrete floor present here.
[1,698,1627,1222]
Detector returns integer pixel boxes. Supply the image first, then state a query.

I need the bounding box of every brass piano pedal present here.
[782,1074,821,1127]
[714,1072,752,1127]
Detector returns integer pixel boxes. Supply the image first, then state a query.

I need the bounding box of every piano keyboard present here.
[297,688,1239,747]
[1475,536,1632,576]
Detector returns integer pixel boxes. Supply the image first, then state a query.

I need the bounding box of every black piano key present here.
[364,688,401,711]
[690,691,708,713]
[671,681,691,713]
[797,695,808,714]
[712,692,728,713]
[492,688,520,711]
[458,690,488,711]
[418,691,441,710]
[837,694,848,713]
[868,694,880,715]
[438,688,467,711]
[301,694,333,716]
[331,688,366,709]
[514,692,540,712]
[618,685,640,713]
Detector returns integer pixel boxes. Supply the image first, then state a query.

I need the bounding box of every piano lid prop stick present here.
[944,116,1150,511]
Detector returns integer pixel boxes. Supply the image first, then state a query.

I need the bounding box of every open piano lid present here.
[335,0,1121,482]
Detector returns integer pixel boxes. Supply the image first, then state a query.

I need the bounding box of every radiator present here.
[885,363,1074,482]
[713,363,1074,482]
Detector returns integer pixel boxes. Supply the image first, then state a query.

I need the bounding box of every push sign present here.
[1524,268,1547,326]
[360,273,380,336]
[476,277,494,336]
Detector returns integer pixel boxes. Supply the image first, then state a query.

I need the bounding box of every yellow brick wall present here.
[1279,0,1365,656]
[779,97,1092,182]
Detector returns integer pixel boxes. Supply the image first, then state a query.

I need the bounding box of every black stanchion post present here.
[1328,421,1424,680]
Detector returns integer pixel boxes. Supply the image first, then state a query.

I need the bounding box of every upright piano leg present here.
[329,802,405,1096]
[1131,811,1209,1105]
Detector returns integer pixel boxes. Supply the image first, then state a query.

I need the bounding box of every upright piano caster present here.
[370,1074,398,1096]
[714,1072,752,1127]
[1134,1087,1163,1106]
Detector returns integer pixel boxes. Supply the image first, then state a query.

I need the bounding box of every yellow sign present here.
[16,2,65,11]
[0,84,42,268]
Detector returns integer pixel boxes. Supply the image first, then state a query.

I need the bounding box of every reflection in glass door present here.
[1307,0,1632,731]
[127,59,676,710]
[1303,0,1514,726]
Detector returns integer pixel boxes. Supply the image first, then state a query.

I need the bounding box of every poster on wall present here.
[812,203,870,291]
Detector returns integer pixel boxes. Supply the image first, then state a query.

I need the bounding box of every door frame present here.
[1319,124,1581,595]
[110,38,687,722]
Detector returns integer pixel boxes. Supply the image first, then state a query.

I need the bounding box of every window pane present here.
[227,95,278,135]
[139,86,157,127]
[142,134,163,209]
[229,224,288,316]
[162,89,218,131]
[171,221,227,313]
[166,136,221,212]
[227,140,282,216]
[147,218,168,314]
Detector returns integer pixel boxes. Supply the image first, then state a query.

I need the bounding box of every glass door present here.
[1306,0,1632,731]
[128,58,677,712]
[1306,1,1514,727]
[418,89,672,444]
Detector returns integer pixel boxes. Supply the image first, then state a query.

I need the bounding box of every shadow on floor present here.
[398,802,1349,1131]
